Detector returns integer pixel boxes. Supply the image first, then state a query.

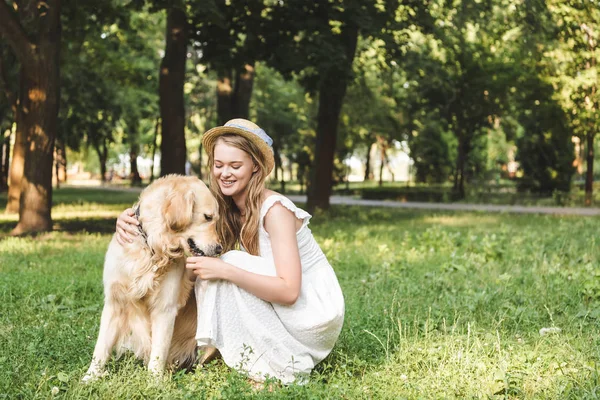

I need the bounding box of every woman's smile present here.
[220,179,237,188]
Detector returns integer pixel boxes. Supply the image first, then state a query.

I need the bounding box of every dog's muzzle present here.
[187,239,223,257]
[187,239,205,256]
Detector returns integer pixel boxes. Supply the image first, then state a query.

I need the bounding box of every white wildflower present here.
[539,327,561,336]
[51,387,59,396]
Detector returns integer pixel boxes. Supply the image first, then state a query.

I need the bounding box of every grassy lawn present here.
[1,187,599,398]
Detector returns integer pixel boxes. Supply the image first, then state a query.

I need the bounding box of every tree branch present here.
[0,1,32,65]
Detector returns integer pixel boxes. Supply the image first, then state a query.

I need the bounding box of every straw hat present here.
[202,119,275,174]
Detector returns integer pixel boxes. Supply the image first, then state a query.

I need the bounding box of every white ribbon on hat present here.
[225,122,274,148]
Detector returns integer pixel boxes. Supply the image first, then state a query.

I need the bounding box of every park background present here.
[1,0,599,398]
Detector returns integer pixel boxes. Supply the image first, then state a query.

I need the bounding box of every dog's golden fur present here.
[83,175,220,382]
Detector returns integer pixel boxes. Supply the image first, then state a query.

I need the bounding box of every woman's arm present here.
[187,203,302,306]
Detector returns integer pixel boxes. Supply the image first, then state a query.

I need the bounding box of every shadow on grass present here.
[0,217,117,235]
[0,187,140,209]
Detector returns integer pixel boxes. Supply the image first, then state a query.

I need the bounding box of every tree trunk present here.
[62,145,67,183]
[453,133,467,199]
[585,133,595,206]
[54,139,65,189]
[159,7,187,176]
[386,153,395,182]
[216,63,255,126]
[13,58,61,234]
[150,117,160,182]
[130,144,141,185]
[232,63,255,119]
[101,142,108,183]
[217,69,233,125]
[306,25,358,213]
[273,144,281,182]
[0,127,10,192]
[94,140,108,183]
[0,0,62,234]
[364,142,373,181]
[379,142,386,187]
[345,161,350,192]
[54,148,60,189]
[6,88,25,214]
[279,166,286,194]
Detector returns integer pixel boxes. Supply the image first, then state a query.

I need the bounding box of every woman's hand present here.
[186,256,231,281]
[115,208,139,246]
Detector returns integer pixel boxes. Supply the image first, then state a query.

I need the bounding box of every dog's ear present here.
[163,189,195,231]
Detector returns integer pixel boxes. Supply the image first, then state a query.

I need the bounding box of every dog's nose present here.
[215,244,223,255]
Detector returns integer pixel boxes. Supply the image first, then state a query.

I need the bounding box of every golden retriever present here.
[83,175,221,382]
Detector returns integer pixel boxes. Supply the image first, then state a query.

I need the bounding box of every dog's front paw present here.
[81,369,106,384]
[147,359,165,377]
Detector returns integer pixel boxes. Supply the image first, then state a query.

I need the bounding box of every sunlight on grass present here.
[1,188,599,398]
[422,214,503,227]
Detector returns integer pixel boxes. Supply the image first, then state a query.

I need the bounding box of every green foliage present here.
[188,0,267,71]
[508,1,577,194]
[1,187,600,398]
[409,112,456,184]
[515,95,574,194]
[251,63,312,166]
[59,3,163,170]
[5,0,600,202]
[545,0,599,141]
[398,0,518,193]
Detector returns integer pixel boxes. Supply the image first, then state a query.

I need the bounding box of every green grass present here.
[1,187,600,398]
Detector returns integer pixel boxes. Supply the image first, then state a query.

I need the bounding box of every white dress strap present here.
[259,195,311,235]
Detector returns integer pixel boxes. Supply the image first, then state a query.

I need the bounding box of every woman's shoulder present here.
[259,191,311,225]
[260,190,293,215]
[262,189,282,200]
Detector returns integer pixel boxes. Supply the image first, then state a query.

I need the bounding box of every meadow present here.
[1,187,599,399]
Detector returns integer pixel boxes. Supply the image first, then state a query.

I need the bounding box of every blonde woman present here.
[116,119,344,384]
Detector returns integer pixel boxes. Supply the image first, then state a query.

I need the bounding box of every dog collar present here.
[133,205,151,250]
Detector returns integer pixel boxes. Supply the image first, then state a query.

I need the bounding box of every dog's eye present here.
[204,214,213,221]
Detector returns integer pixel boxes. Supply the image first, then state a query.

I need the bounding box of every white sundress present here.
[194,195,345,384]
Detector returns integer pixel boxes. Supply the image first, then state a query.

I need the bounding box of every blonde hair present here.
[207,134,269,256]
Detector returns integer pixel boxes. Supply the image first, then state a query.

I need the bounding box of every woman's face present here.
[213,141,257,198]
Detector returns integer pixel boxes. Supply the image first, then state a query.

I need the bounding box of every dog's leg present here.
[147,265,184,376]
[82,302,122,383]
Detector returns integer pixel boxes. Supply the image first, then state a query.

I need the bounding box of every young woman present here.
[115,119,345,384]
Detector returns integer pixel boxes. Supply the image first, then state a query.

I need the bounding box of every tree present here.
[545,1,599,204]
[340,38,405,185]
[409,112,456,184]
[251,63,310,191]
[189,1,267,125]
[58,4,160,185]
[159,5,188,176]
[265,1,399,212]
[397,0,519,196]
[0,0,62,234]
[515,87,574,194]
[510,0,575,194]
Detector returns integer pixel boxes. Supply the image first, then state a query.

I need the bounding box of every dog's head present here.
[137,175,222,259]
